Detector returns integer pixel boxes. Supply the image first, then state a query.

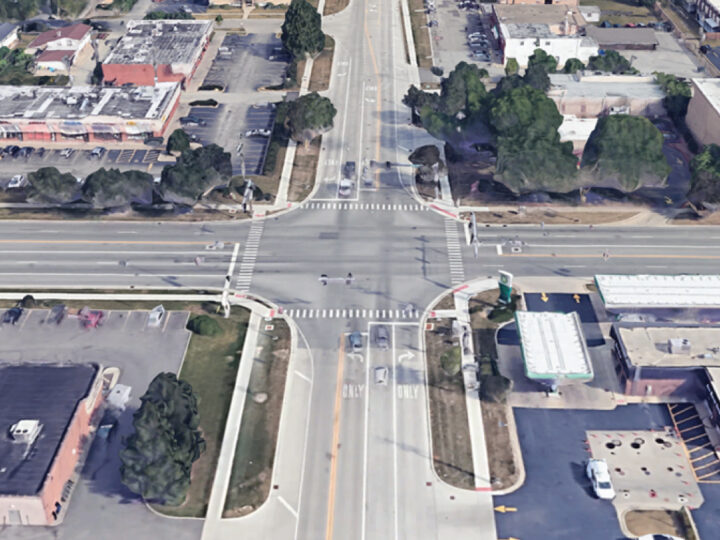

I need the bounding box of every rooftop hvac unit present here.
[669,338,691,354]
[10,419,42,445]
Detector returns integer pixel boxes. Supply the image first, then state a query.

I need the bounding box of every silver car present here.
[374,366,388,385]
[375,325,390,350]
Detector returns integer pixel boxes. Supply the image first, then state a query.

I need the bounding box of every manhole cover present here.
[511,246,522,253]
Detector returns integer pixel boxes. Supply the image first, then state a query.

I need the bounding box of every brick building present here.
[0,82,181,143]
[686,78,720,147]
[102,20,213,87]
[0,364,104,526]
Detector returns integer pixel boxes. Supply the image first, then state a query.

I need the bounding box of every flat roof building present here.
[686,78,720,147]
[585,26,659,50]
[515,311,594,385]
[0,364,104,526]
[102,20,213,87]
[595,274,720,308]
[548,73,666,118]
[558,114,597,154]
[0,82,182,143]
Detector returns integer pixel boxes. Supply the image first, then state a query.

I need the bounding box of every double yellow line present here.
[325,335,346,539]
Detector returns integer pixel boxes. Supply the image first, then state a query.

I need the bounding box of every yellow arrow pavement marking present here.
[540,292,548,303]
[494,505,518,513]
[573,293,581,303]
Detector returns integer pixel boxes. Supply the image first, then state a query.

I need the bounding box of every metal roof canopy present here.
[515,311,594,381]
[595,274,720,307]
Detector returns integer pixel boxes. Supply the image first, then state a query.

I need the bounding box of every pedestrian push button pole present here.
[318,273,355,286]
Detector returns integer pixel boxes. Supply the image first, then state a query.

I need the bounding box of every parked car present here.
[47,304,67,325]
[338,178,354,198]
[374,366,388,385]
[349,331,363,352]
[19,146,34,158]
[35,147,45,158]
[2,307,22,325]
[343,161,356,179]
[60,148,74,159]
[586,459,615,500]
[375,325,390,350]
[89,146,106,159]
[7,175,27,189]
[7,145,20,158]
[180,115,207,127]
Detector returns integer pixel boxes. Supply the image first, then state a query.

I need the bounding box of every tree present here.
[689,144,720,203]
[159,144,232,205]
[655,72,691,121]
[120,373,205,506]
[26,167,80,205]
[0,0,38,20]
[504,58,519,76]
[144,10,193,20]
[186,314,222,336]
[562,58,585,74]
[281,0,325,60]
[489,85,578,192]
[582,115,670,190]
[523,64,550,92]
[82,168,154,209]
[587,50,637,74]
[438,61,487,117]
[286,91,336,146]
[527,48,557,74]
[167,128,191,154]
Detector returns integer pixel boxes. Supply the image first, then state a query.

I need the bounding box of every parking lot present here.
[622,31,702,78]
[0,307,201,540]
[429,0,505,78]
[494,405,676,540]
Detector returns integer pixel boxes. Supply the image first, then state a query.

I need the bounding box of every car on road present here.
[2,307,22,325]
[586,458,615,500]
[375,325,390,350]
[374,366,388,385]
[338,178,354,198]
[343,161,356,179]
[349,331,363,352]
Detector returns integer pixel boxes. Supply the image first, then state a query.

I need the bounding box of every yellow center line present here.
[503,253,720,260]
[325,335,346,540]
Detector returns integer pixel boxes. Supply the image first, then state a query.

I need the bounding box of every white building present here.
[26,23,91,54]
[0,23,19,49]
[558,115,598,154]
[578,5,601,22]
[499,24,598,67]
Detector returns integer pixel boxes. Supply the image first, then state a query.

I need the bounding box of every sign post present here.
[498,270,513,304]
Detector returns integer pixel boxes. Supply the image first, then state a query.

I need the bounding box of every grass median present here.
[408,0,433,69]
[152,309,251,518]
[223,319,291,516]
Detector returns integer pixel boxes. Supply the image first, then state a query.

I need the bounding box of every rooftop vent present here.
[10,419,42,445]
[669,338,691,354]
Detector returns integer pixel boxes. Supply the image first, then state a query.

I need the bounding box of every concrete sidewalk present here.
[201,310,262,539]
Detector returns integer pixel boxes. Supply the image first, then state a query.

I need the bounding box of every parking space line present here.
[677,414,700,424]
[684,432,708,444]
[692,452,714,462]
[689,443,712,453]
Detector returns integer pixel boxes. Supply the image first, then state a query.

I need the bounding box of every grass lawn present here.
[426,318,475,489]
[309,36,335,92]
[582,0,659,24]
[288,137,321,202]
[153,309,251,518]
[409,0,434,69]
[223,320,291,516]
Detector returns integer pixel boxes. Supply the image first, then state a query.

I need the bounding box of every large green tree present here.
[281,0,325,60]
[527,48,557,74]
[120,373,205,506]
[582,115,670,190]
[82,168,154,209]
[0,0,38,20]
[587,50,637,74]
[26,167,80,205]
[655,72,691,121]
[167,128,191,154]
[562,58,585,74]
[489,85,577,191]
[286,91,337,146]
[159,144,232,205]
[689,144,720,203]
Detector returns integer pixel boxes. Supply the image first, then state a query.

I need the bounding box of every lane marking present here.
[278,495,298,518]
[325,336,346,540]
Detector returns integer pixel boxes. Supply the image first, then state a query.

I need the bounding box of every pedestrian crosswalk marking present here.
[280,307,421,320]
[444,218,465,287]
[299,202,430,212]
[235,220,265,292]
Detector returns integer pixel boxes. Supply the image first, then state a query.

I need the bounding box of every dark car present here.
[19,146,34,158]
[47,304,67,325]
[144,136,164,147]
[180,115,207,127]
[343,161,356,179]
[35,147,46,158]
[7,145,20,158]
[2,307,23,325]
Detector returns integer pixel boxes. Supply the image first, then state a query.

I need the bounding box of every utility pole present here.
[469,212,480,258]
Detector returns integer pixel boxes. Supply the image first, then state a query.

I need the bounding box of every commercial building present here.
[0,82,181,143]
[515,311,594,387]
[585,26,659,50]
[686,78,720,147]
[102,20,213,87]
[0,23,19,49]
[496,0,578,5]
[595,274,720,308]
[26,23,91,75]
[491,4,597,67]
[0,364,104,526]
[696,0,720,34]
[548,73,666,118]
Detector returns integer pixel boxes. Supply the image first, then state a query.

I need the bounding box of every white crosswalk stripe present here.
[235,220,265,292]
[444,218,465,287]
[280,307,420,320]
[299,202,429,212]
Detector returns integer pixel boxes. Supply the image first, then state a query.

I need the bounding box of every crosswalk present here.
[300,201,430,212]
[280,307,420,320]
[235,220,265,292]
[444,218,465,287]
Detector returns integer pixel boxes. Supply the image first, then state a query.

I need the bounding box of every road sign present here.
[540,292,549,303]
[573,293,580,303]
[494,505,517,513]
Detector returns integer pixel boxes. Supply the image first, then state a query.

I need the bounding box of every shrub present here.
[480,374,512,403]
[19,294,36,308]
[440,346,462,376]
[186,315,222,336]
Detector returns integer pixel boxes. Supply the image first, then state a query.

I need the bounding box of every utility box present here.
[669,338,691,354]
